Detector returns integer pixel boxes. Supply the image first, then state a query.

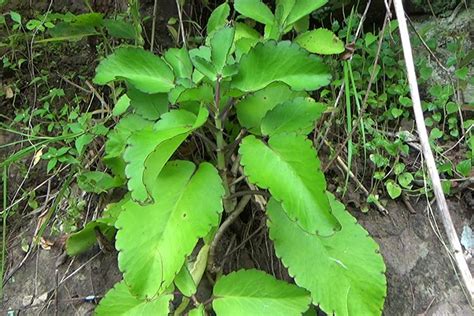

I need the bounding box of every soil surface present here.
[2,193,473,315]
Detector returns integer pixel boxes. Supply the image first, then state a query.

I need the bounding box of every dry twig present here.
[393,0,474,304]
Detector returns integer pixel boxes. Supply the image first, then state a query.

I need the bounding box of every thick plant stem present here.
[213,77,232,212]
[393,0,474,305]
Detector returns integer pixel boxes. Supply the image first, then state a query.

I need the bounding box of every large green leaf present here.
[175,244,210,297]
[164,47,193,79]
[239,134,340,236]
[142,107,208,200]
[104,114,152,178]
[105,114,152,160]
[103,19,136,40]
[275,0,295,27]
[295,28,344,55]
[124,108,208,202]
[174,265,196,297]
[211,25,235,74]
[94,47,175,93]
[234,22,261,59]
[189,46,213,82]
[267,195,387,316]
[191,55,217,81]
[234,0,275,25]
[96,281,172,316]
[286,0,328,25]
[213,269,311,315]
[207,2,230,34]
[115,161,224,298]
[232,41,331,92]
[260,97,326,136]
[236,82,306,134]
[127,86,168,120]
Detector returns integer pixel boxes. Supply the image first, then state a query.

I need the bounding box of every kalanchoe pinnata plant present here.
[67,1,387,315]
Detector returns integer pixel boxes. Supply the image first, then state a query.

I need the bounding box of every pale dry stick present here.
[405,16,449,73]
[393,0,474,304]
[57,73,92,94]
[150,0,159,52]
[420,133,473,308]
[5,165,68,214]
[85,81,111,114]
[316,0,372,151]
[175,0,187,48]
[329,146,389,215]
[443,125,473,155]
[316,87,345,152]
[354,0,372,39]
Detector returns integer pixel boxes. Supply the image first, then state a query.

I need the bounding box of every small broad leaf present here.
[96,281,173,316]
[175,84,214,104]
[211,26,235,74]
[261,97,326,136]
[105,114,152,160]
[164,47,193,79]
[124,107,208,202]
[77,171,123,193]
[267,195,386,316]
[293,15,309,32]
[234,22,261,42]
[275,0,296,27]
[103,115,153,179]
[456,159,472,177]
[66,196,129,256]
[94,47,175,93]
[213,269,311,316]
[189,305,205,316]
[175,265,197,297]
[189,46,212,82]
[233,41,331,92]
[234,22,261,59]
[127,86,168,120]
[142,107,209,200]
[103,19,136,40]
[66,222,114,256]
[188,244,210,288]
[239,134,340,236]
[192,55,217,81]
[75,133,94,155]
[286,0,328,25]
[207,2,230,34]
[234,0,275,25]
[295,28,344,55]
[113,94,131,116]
[115,161,224,298]
[236,82,306,134]
[398,172,414,189]
[385,181,402,199]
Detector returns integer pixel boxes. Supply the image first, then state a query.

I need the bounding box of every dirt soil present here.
[1,193,473,315]
[358,198,473,315]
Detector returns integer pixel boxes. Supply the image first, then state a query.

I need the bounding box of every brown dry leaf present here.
[4,85,14,99]
[33,147,43,166]
[39,237,54,250]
